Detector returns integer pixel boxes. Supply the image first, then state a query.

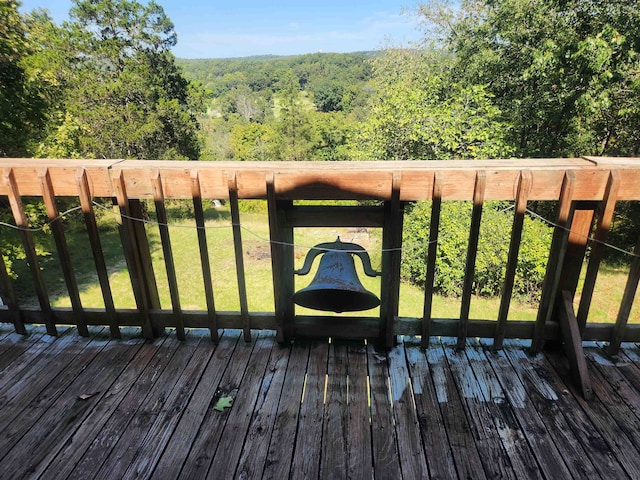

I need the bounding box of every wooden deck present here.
[2,326,640,479]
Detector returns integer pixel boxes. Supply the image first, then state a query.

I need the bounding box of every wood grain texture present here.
[2,157,640,200]
[3,329,640,479]
[458,170,486,349]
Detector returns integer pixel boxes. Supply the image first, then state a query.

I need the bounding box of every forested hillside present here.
[177,53,376,161]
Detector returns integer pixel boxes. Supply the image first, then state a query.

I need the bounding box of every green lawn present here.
[11,204,637,325]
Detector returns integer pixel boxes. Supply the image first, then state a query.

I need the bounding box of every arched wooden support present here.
[559,290,593,400]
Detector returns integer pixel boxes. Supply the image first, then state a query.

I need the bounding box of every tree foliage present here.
[24,0,205,160]
[402,201,552,301]
[0,1,52,157]
[418,0,640,157]
[355,49,514,160]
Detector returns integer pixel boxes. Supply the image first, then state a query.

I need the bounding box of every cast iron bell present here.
[293,237,381,313]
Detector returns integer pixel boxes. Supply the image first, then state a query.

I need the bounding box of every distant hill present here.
[176,51,377,97]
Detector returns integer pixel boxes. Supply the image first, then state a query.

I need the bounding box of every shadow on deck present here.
[1,325,640,479]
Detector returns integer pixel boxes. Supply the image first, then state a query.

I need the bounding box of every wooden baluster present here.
[422,172,442,348]
[113,170,153,339]
[76,168,119,338]
[381,172,403,348]
[228,172,251,342]
[4,168,56,336]
[267,173,294,343]
[457,171,486,350]
[531,170,575,353]
[191,170,218,342]
[577,170,620,332]
[608,233,640,356]
[39,168,88,336]
[494,170,532,350]
[0,242,23,334]
[152,170,184,340]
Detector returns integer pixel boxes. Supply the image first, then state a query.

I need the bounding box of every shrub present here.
[401,201,552,302]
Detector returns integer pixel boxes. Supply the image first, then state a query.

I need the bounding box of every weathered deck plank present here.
[150,331,240,479]
[290,340,328,479]
[441,338,516,479]
[346,341,373,480]
[426,339,487,479]
[177,333,256,479]
[1,328,640,479]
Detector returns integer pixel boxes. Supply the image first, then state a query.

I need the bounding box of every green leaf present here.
[213,396,234,412]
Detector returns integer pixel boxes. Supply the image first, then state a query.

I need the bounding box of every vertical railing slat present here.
[577,170,620,332]
[129,199,162,320]
[608,233,640,355]
[493,170,532,350]
[267,174,295,343]
[3,168,56,336]
[457,171,486,349]
[381,172,403,348]
[113,170,154,339]
[152,170,184,340]
[266,174,283,343]
[76,168,120,338]
[190,170,218,342]
[0,240,23,334]
[39,168,88,336]
[421,172,442,348]
[228,172,251,342]
[531,170,576,352]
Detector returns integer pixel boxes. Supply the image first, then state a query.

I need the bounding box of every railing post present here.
[3,168,56,336]
[457,171,486,350]
[152,170,184,340]
[608,232,640,356]
[577,171,620,332]
[494,170,532,350]
[113,170,156,339]
[422,172,442,348]
[267,174,294,343]
[76,168,120,338]
[191,170,219,342]
[40,168,88,337]
[532,171,575,352]
[0,245,23,335]
[381,172,403,348]
[228,172,251,342]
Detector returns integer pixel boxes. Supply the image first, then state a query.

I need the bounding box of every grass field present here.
[10,203,638,325]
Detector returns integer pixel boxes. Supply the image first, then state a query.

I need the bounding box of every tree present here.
[355,48,514,160]
[417,0,640,157]
[36,0,204,160]
[0,1,52,157]
[273,72,317,161]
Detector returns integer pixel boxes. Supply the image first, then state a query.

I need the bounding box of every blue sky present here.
[19,0,422,58]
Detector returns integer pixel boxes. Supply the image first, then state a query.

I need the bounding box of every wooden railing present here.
[1,157,639,358]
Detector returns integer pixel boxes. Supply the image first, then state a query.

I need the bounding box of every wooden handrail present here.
[1,157,640,200]
[0,157,639,354]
